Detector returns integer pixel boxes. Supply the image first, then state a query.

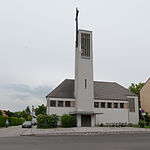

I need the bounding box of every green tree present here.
[129,83,144,100]
[25,106,31,114]
[14,110,30,120]
[0,110,2,116]
[4,110,14,117]
[35,104,46,116]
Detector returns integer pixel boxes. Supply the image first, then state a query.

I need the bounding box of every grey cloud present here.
[0,84,52,111]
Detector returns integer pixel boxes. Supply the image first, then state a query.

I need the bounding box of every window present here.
[81,33,90,58]
[65,101,71,107]
[114,103,118,108]
[101,102,105,108]
[50,100,56,107]
[107,103,112,108]
[58,101,63,107]
[120,103,124,109]
[85,79,87,89]
[129,99,135,112]
[94,102,99,108]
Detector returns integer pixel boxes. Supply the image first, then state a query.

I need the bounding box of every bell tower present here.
[75,29,94,112]
[74,8,95,127]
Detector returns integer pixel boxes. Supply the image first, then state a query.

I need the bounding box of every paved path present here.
[0,125,29,137]
[22,126,150,136]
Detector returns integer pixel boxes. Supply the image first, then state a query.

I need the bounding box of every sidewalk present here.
[21,126,150,136]
[0,125,29,137]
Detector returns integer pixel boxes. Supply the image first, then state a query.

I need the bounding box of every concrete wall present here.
[46,98,75,115]
[94,100,129,125]
[95,109,129,125]
[75,30,94,112]
[140,78,150,114]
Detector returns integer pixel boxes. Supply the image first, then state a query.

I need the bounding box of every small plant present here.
[61,114,76,128]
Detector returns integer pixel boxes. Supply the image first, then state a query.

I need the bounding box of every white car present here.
[22,121,32,128]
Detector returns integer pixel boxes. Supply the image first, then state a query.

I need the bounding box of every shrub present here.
[0,117,25,127]
[100,123,104,127]
[9,117,25,126]
[0,117,9,127]
[37,114,59,128]
[61,114,76,128]
[0,110,2,116]
[139,120,145,128]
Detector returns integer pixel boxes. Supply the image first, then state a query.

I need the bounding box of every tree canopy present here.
[4,110,14,117]
[25,106,31,114]
[35,104,46,116]
[129,82,145,100]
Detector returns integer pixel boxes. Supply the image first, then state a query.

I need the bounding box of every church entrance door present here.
[81,115,91,127]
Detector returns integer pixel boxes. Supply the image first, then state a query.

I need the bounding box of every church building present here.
[46,9,139,127]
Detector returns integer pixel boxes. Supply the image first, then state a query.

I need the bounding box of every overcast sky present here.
[0,0,150,111]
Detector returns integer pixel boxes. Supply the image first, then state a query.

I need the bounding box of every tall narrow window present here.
[85,79,87,89]
[81,33,90,59]
[129,99,135,112]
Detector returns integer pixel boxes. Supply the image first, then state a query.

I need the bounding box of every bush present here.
[0,117,9,127]
[100,123,104,127]
[37,114,59,128]
[61,114,76,128]
[0,110,2,116]
[0,117,25,127]
[139,120,145,128]
[9,117,25,126]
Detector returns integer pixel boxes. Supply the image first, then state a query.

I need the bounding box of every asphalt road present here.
[0,133,150,150]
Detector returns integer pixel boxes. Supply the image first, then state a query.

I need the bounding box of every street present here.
[0,133,150,150]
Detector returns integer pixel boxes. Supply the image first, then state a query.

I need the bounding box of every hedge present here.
[61,114,76,128]
[0,117,25,127]
[37,114,59,128]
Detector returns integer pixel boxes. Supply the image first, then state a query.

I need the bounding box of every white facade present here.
[46,97,75,116]
[47,97,139,125]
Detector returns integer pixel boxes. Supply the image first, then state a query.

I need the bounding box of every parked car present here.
[22,121,32,128]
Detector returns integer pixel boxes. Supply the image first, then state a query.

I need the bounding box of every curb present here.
[20,130,150,136]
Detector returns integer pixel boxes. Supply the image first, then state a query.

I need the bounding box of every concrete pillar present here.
[91,114,96,127]
[77,114,81,127]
